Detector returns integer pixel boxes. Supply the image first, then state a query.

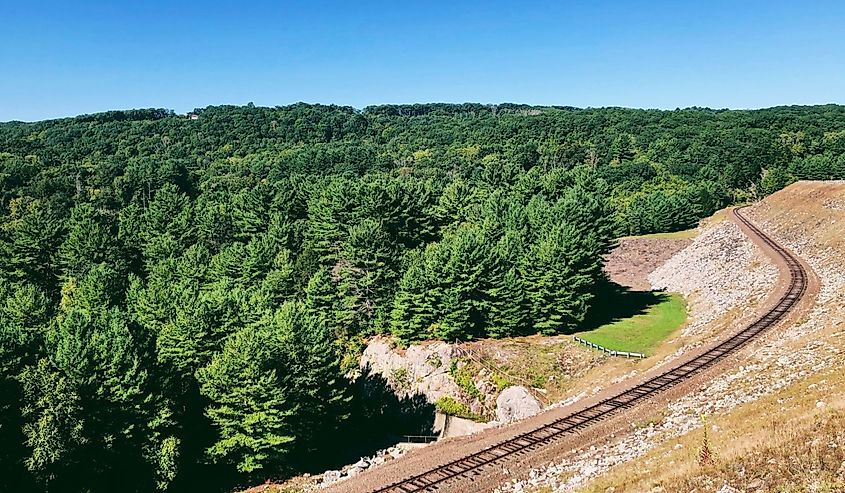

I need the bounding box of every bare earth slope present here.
[604,235,691,290]
[327,184,824,493]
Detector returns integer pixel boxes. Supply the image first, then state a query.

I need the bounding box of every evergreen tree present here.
[483,234,530,338]
[196,317,296,475]
[304,266,352,338]
[433,225,489,340]
[0,198,65,291]
[303,178,357,265]
[22,303,158,492]
[389,251,435,344]
[522,224,595,335]
[58,203,121,280]
[140,184,195,263]
[231,183,272,241]
[0,281,49,490]
[272,302,350,460]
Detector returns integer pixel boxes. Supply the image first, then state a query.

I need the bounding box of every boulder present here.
[495,386,542,423]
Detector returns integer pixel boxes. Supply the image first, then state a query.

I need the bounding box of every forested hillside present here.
[1,103,844,492]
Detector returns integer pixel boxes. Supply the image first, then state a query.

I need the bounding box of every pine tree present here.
[522,224,595,335]
[389,251,434,344]
[196,318,296,475]
[338,218,400,331]
[303,178,357,265]
[272,302,350,461]
[23,304,158,491]
[19,358,85,490]
[0,281,49,490]
[0,197,66,291]
[58,203,121,280]
[484,267,529,338]
[127,244,209,335]
[140,183,195,263]
[231,183,272,241]
[195,193,236,251]
[434,225,489,340]
[304,267,351,338]
[259,248,297,304]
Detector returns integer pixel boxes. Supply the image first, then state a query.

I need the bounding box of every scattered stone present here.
[716,483,740,493]
[496,204,845,493]
[322,470,341,485]
[316,444,416,487]
[747,479,764,490]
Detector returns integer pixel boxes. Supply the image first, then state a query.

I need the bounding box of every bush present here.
[434,397,485,422]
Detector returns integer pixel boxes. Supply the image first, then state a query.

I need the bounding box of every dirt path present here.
[325,209,819,493]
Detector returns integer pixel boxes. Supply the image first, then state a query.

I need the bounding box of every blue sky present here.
[1,0,844,121]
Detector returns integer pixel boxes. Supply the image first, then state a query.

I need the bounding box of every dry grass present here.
[581,351,845,493]
[655,409,845,493]
[464,337,604,403]
[578,180,845,493]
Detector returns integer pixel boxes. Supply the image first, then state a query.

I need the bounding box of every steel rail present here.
[369,207,807,493]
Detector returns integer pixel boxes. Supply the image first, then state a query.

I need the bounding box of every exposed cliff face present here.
[360,337,464,403]
[358,337,503,419]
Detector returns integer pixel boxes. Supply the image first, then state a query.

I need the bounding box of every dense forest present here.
[1,103,844,492]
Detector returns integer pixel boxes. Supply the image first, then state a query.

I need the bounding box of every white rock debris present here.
[649,220,778,339]
[496,386,543,423]
[319,445,410,489]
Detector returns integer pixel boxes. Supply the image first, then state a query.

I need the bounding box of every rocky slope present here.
[648,221,777,339]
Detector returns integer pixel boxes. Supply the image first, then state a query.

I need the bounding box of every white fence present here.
[572,336,646,359]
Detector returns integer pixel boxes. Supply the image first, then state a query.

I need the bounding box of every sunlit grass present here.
[576,292,686,354]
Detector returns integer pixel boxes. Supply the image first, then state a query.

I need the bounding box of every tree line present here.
[0,103,844,491]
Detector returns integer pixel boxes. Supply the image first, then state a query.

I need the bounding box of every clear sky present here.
[2,0,844,121]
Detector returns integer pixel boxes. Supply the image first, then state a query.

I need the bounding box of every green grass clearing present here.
[576,292,686,354]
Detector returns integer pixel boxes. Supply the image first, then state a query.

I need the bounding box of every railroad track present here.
[371,207,807,493]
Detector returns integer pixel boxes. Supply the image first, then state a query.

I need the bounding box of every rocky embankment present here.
[360,337,546,421]
[319,445,410,489]
[502,184,845,492]
[648,220,777,339]
[603,235,692,290]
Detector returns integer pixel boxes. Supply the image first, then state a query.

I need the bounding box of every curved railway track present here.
[371,207,808,493]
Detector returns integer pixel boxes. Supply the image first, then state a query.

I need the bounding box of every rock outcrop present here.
[360,337,462,401]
